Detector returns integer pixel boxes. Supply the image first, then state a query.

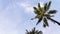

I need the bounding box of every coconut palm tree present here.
[26,27,43,34]
[31,1,60,27]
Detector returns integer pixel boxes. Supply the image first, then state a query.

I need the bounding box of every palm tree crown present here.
[31,1,60,27]
[26,27,43,34]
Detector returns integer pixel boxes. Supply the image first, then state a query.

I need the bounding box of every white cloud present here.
[17,2,34,13]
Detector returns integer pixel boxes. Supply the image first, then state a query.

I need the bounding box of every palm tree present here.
[26,27,43,34]
[31,1,60,27]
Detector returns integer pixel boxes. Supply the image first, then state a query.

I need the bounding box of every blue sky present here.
[0,0,60,34]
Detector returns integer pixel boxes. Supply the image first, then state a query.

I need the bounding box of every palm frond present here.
[37,31,43,34]
[31,17,36,20]
[47,1,51,10]
[33,7,40,15]
[48,10,57,14]
[43,23,46,28]
[31,18,34,20]
[45,14,54,17]
[35,30,39,34]
[31,15,42,20]
[26,30,28,32]
[38,3,41,8]
[33,7,37,10]
[43,17,49,26]
[26,30,30,34]
[34,10,40,15]
[32,27,35,34]
[44,2,47,11]
[36,17,43,25]
[38,3,43,12]
[46,17,60,25]
[44,1,51,11]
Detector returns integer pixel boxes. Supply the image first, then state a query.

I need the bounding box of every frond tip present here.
[33,7,37,10]
[38,3,40,8]
[43,23,46,28]
[48,10,57,14]
[43,17,49,26]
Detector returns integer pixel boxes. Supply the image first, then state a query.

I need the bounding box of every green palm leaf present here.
[33,7,37,10]
[31,15,41,20]
[48,10,57,14]
[32,27,35,34]
[44,2,47,11]
[36,17,43,25]
[43,17,49,26]
[38,3,43,12]
[33,7,40,15]
[38,3,41,9]
[45,14,54,17]
[26,30,29,34]
[47,1,51,10]
[43,23,46,28]
[44,1,51,11]
[37,31,43,34]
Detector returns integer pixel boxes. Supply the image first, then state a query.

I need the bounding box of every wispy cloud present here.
[17,2,34,13]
